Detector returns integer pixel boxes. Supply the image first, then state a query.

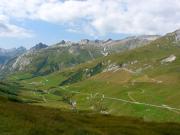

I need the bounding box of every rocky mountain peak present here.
[16,46,26,51]
[165,29,180,41]
[79,39,90,44]
[174,29,180,41]
[59,40,66,44]
[30,42,48,51]
[103,38,113,44]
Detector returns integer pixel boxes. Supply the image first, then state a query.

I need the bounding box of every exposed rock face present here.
[103,64,120,72]
[161,55,176,64]
[101,48,109,56]
[175,29,180,41]
[166,29,180,42]
[12,53,32,71]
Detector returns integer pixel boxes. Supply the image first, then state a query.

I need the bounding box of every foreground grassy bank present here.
[0,97,180,135]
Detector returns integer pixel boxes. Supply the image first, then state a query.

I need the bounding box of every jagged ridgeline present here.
[0,35,160,79]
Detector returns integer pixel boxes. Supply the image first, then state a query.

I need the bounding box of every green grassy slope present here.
[1,96,180,135]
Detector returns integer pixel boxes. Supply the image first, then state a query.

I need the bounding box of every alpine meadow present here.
[0,0,180,135]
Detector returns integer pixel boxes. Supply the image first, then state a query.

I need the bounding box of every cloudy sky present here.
[0,0,180,49]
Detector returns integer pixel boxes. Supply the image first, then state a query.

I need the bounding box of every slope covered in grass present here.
[0,96,180,135]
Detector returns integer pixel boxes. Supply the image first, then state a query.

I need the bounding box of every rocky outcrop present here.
[175,29,180,41]
[103,64,120,72]
[161,55,176,64]
[12,53,32,71]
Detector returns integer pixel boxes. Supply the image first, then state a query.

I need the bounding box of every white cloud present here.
[0,0,180,37]
[0,15,33,37]
[0,23,33,38]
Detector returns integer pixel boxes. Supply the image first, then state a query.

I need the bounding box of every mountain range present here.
[0,35,160,78]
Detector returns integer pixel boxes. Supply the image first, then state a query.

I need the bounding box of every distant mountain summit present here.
[0,47,26,55]
[30,43,48,51]
[0,47,26,65]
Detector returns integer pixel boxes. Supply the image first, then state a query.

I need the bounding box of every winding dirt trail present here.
[127,92,136,102]
[51,87,180,114]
